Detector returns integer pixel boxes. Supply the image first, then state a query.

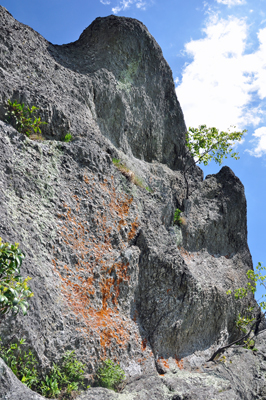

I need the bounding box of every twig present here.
[208,312,263,362]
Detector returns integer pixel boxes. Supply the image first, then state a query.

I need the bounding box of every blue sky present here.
[1,0,266,302]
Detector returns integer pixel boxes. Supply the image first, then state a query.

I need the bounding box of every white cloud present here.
[112,0,147,13]
[216,0,246,7]
[247,127,266,156]
[175,16,266,144]
[100,0,111,4]
[176,16,250,130]
[136,1,146,9]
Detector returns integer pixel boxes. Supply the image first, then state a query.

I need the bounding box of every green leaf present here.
[0,294,7,303]
[19,303,28,315]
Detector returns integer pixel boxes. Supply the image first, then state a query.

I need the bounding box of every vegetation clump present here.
[173,209,182,226]
[184,124,246,198]
[4,99,47,140]
[173,208,186,226]
[0,238,33,317]
[62,133,73,143]
[185,125,246,168]
[95,359,125,392]
[0,338,88,399]
[112,158,152,192]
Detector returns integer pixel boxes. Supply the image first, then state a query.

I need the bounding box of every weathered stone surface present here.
[0,7,195,173]
[0,357,45,399]
[183,166,249,257]
[0,5,265,400]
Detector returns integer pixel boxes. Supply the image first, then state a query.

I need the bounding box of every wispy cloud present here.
[111,0,147,14]
[246,127,266,157]
[175,16,266,157]
[136,1,147,9]
[215,0,246,7]
[100,0,111,4]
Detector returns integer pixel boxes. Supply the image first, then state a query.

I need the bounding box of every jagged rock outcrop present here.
[0,8,191,172]
[0,6,265,400]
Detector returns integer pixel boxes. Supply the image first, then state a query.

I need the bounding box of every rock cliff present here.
[0,6,266,399]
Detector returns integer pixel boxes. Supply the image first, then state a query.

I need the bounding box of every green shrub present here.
[4,99,47,139]
[39,351,87,398]
[96,359,125,391]
[0,338,88,398]
[0,337,39,389]
[173,209,182,226]
[0,238,33,316]
[62,133,73,143]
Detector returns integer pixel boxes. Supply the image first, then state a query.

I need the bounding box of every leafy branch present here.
[184,125,246,197]
[0,238,33,317]
[209,262,266,361]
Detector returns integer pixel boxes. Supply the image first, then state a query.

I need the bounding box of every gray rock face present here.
[183,166,248,257]
[0,5,265,400]
[0,7,191,172]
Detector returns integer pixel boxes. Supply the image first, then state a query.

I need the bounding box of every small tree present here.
[209,262,266,361]
[184,125,246,197]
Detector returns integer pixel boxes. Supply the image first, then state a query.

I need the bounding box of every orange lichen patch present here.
[53,173,140,356]
[158,357,170,369]
[128,218,139,241]
[83,175,90,184]
[174,356,184,369]
[167,289,171,294]
[88,308,131,350]
[141,338,147,351]
[178,247,194,263]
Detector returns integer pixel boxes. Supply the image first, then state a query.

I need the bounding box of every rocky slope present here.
[0,6,266,399]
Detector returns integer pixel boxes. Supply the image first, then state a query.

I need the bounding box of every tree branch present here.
[208,312,264,362]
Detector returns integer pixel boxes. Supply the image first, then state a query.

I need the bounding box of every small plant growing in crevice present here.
[0,337,88,398]
[0,238,33,318]
[173,209,182,226]
[62,133,73,143]
[112,158,153,192]
[4,99,47,140]
[0,337,39,389]
[95,359,125,392]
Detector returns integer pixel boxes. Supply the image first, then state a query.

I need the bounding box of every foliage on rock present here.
[228,262,266,341]
[173,208,182,226]
[209,262,266,361]
[62,133,73,143]
[112,158,152,192]
[0,337,88,399]
[95,359,125,391]
[0,238,33,317]
[185,125,246,168]
[4,99,47,140]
